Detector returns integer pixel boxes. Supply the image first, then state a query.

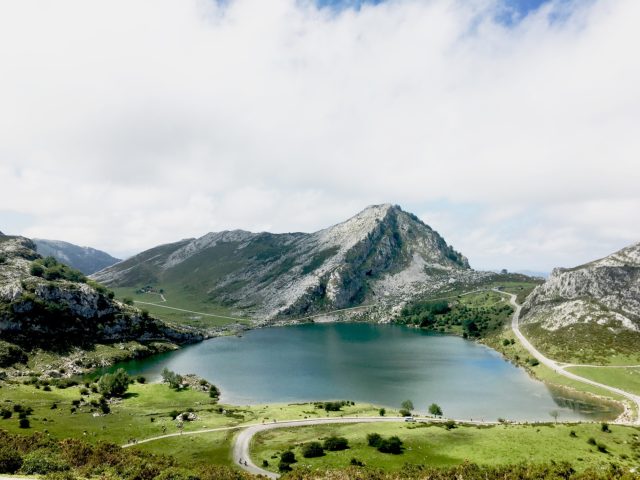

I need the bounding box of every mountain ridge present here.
[33,238,121,275]
[93,204,477,320]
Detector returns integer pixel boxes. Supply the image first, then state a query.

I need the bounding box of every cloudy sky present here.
[1,0,638,272]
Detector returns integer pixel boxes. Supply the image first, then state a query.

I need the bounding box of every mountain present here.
[520,242,640,363]
[0,233,202,371]
[93,204,478,320]
[33,238,121,275]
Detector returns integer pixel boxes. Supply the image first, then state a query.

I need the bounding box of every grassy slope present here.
[252,422,640,474]
[112,286,251,329]
[566,367,640,397]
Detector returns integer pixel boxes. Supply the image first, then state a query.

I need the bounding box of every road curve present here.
[498,289,640,424]
[233,416,426,478]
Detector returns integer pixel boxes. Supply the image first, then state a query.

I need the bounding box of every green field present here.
[112,286,252,329]
[567,367,640,397]
[251,421,640,474]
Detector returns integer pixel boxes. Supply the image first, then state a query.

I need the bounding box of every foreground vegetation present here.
[253,421,640,475]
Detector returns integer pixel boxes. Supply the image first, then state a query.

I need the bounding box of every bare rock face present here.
[0,235,202,350]
[521,242,640,333]
[93,204,477,320]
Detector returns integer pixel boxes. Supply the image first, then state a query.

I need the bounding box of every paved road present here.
[232,416,441,478]
[498,289,640,424]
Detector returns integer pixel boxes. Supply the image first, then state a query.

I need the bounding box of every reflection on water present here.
[105,323,619,422]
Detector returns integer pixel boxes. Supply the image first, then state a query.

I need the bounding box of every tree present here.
[378,408,386,417]
[367,433,382,447]
[550,410,559,423]
[30,264,44,277]
[323,436,349,451]
[301,442,324,458]
[161,368,183,389]
[280,451,296,464]
[428,403,443,417]
[400,400,414,412]
[98,368,130,398]
[19,418,30,429]
[378,436,403,454]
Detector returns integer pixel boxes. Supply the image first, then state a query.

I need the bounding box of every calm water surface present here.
[113,323,616,422]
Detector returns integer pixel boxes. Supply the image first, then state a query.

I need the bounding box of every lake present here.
[112,323,618,422]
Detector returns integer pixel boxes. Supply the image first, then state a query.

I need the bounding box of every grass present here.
[567,367,640,397]
[112,286,252,329]
[251,421,640,474]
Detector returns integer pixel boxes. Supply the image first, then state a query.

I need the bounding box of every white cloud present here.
[0,0,638,270]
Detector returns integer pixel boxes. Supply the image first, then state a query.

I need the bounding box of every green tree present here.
[428,403,443,417]
[378,436,403,454]
[301,442,324,458]
[366,433,382,447]
[378,407,386,416]
[30,264,44,277]
[401,399,414,412]
[0,446,22,474]
[324,436,349,451]
[280,450,296,464]
[98,368,130,397]
[161,368,183,389]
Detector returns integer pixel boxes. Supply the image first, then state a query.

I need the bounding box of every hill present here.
[520,242,640,363]
[93,204,482,320]
[0,233,202,374]
[33,238,121,274]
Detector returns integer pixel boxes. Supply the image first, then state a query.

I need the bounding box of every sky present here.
[0,0,639,272]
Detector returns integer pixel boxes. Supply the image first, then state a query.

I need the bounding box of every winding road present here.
[498,289,640,425]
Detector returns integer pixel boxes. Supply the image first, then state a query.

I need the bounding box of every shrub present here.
[162,368,183,389]
[0,408,12,419]
[30,264,45,277]
[278,461,292,472]
[19,418,30,428]
[136,376,146,384]
[209,384,220,399]
[570,430,577,438]
[0,446,22,474]
[79,388,89,395]
[429,403,443,416]
[324,436,349,451]
[21,450,69,475]
[301,442,324,458]
[596,442,608,453]
[350,457,365,466]
[378,436,403,454]
[262,460,269,467]
[601,422,610,433]
[280,450,296,464]
[444,420,456,430]
[378,408,386,416]
[587,437,597,446]
[98,368,130,397]
[122,297,134,306]
[399,409,411,417]
[367,433,382,447]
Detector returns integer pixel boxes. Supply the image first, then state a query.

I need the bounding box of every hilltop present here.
[33,238,121,275]
[520,242,640,363]
[93,204,484,320]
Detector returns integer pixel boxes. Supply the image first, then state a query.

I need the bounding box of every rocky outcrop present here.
[521,242,640,332]
[33,238,121,275]
[93,204,479,320]
[0,236,202,354]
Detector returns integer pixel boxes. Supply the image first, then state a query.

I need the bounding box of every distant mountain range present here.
[33,238,121,275]
[92,204,484,320]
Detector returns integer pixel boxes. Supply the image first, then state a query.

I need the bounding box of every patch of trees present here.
[30,256,86,283]
[399,298,513,338]
[315,400,353,412]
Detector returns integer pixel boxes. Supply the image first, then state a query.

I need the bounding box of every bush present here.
[162,368,183,389]
[209,384,220,399]
[444,420,456,430]
[378,408,386,416]
[21,450,69,475]
[262,460,269,467]
[323,436,349,451]
[30,264,45,277]
[122,297,134,306]
[399,409,411,417]
[280,450,296,464]
[429,403,443,416]
[278,461,292,472]
[98,368,130,397]
[0,446,22,473]
[601,422,610,433]
[350,457,365,466]
[19,418,30,428]
[378,436,403,454]
[587,437,597,446]
[301,442,324,458]
[596,442,608,453]
[0,408,12,419]
[136,376,146,384]
[367,433,382,447]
